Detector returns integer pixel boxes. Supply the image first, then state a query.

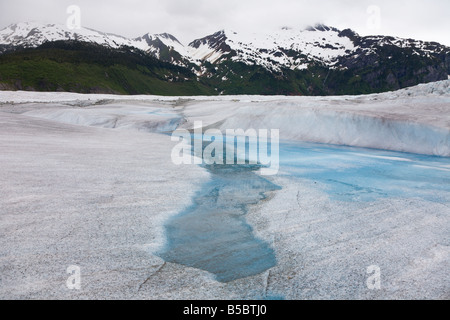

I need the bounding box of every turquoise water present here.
[279,141,450,203]
[157,163,280,283]
[158,137,450,285]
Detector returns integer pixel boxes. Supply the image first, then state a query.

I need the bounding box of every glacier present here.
[7,79,448,157]
[0,80,449,299]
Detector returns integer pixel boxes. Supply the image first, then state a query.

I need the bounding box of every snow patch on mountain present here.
[0,22,144,49]
[0,22,191,64]
[186,26,357,71]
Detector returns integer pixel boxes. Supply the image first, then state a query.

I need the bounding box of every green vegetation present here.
[0,40,446,96]
[0,41,216,95]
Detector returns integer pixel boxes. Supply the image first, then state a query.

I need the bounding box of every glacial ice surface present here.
[0,80,449,299]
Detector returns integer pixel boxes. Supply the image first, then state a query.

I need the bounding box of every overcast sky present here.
[1,0,449,45]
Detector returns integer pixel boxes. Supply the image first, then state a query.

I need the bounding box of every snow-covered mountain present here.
[0,22,190,65]
[0,22,139,49]
[2,22,449,72]
[188,25,356,71]
[187,24,450,73]
[0,22,448,95]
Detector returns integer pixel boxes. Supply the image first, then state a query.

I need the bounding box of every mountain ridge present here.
[0,22,449,96]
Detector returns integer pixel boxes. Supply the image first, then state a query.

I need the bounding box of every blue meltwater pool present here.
[157,137,450,284]
[279,141,450,203]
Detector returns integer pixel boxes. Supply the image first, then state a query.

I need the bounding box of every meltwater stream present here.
[158,164,280,283]
[157,137,450,284]
[157,134,281,283]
